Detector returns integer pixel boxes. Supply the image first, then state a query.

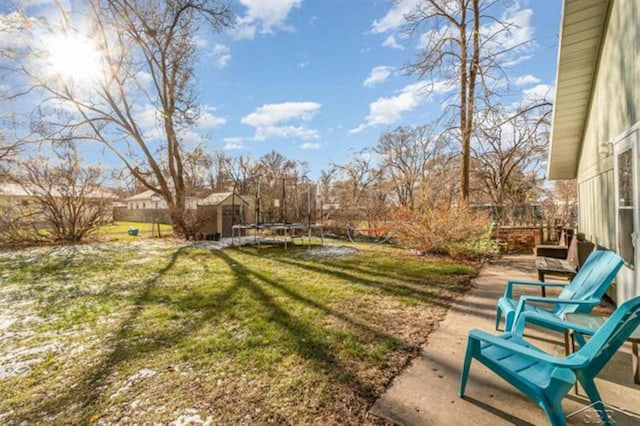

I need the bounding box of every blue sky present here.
[1,0,563,179]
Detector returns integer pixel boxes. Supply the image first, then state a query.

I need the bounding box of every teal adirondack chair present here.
[460,295,640,425]
[496,250,623,332]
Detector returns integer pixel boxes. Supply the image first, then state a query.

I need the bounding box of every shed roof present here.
[547,0,610,179]
[199,191,249,206]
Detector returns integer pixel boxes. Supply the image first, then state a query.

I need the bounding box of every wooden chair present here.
[535,228,569,259]
[536,233,579,296]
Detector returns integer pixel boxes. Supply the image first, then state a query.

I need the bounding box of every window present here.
[617,148,634,265]
[614,131,638,269]
[143,202,146,209]
[155,202,159,209]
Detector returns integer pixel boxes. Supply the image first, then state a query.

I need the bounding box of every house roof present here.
[199,191,249,206]
[547,0,610,180]
[125,189,163,202]
[0,183,116,199]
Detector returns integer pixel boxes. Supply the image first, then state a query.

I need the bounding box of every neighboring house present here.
[197,192,251,238]
[124,189,200,210]
[548,0,640,302]
[125,190,167,210]
[0,182,115,219]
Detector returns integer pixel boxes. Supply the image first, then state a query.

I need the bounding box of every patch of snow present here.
[191,236,257,251]
[0,342,63,379]
[0,317,15,330]
[297,245,358,258]
[171,408,213,426]
[110,368,157,399]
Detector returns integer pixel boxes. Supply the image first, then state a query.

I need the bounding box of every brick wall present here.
[492,226,543,254]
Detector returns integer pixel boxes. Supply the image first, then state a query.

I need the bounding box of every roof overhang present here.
[547,0,610,180]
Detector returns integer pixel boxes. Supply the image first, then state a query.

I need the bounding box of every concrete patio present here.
[371,255,640,425]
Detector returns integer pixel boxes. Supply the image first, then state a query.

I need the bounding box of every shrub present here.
[444,233,501,260]
[0,150,112,246]
[393,198,496,259]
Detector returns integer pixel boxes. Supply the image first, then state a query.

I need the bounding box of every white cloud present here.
[502,54,533,67]
[417,25,455,50]
[242,102,320,127]
[192,35,208,48]
[211,43,231,68]
[223,137,248,151]
[136,104,164,139]
[481,6,535,66]
[372,0,420,34]
[300,142,322,150]
[241,101,321,141]
[363,66,393,88]
[137,104,225,140]
[0,11,37,50]
[255,125,319,141]
[522,83,554,103]
[223,142,246,150]
[513,74,540,86]
[382,35,404,50]
[135,71,153,87]
[197,106,226,129]
[232,0,302,40]
[350,81,453,133]
[297,60,310,69]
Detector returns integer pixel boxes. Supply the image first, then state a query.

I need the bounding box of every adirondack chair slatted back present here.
[553,250,624,317]
[570,296,640,377]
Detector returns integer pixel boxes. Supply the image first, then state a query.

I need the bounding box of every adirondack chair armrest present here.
[513,298,600,327]
[513,312,598,337]
[519,296,600,306]
[468,329,576,368]
[504,280,568,298]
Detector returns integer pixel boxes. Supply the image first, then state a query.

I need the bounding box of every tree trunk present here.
[458,4,469,205]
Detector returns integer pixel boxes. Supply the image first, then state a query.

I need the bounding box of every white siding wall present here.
[577,0,640,301]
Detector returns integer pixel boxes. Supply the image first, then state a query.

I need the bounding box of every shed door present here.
[614,130,640,301]
[221,205,242,238]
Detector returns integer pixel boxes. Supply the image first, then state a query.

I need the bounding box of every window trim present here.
[613,130,639,269]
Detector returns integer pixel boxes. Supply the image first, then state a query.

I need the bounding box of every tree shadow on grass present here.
[17,246,202,422]
[19,246,409,422]
[240,249,469,309]
[211,250,382,402]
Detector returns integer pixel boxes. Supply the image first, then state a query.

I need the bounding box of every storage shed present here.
[196,192,251,239]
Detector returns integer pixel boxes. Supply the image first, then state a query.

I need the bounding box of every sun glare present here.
[47,34,103,85]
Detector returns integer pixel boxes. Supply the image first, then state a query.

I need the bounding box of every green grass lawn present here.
[93,221,174,240]
[0,240,477,424]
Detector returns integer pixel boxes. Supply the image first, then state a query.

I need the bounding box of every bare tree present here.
[374,125,444,208]
[471,104,550,222]
[0,148,112,244]
[404,0,532,203]
[1,0,234,237]
[541,180,577,228]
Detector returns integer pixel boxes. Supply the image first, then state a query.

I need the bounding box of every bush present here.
[393,199,497,260]
[444,233,501,260]
[0,150,112,246]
